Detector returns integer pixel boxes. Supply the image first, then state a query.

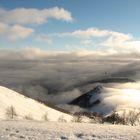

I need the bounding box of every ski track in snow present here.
[0,121,140,140]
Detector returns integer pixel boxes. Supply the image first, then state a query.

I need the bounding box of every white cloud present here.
[0,22,34,40]
[0,7,73,25]
[59,28,108,38]
[59,28,133,39]
[64,43,118,56]
[100,32,140,53]
[122,40,140,53]
[57,27,140,53]
[101,32,133,47]
[0,48,74,60]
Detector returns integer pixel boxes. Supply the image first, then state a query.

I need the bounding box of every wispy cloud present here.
[36,35,53,44]
[0,22,34,40]
[0,7,73,25]
[58,28,132,39]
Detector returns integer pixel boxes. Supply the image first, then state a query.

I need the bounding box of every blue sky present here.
[0,0,140,54]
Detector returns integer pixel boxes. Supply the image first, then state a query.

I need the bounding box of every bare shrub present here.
[103,109,140,126]
[58,115,67,123]
[42,112,49,121]
[125,109,140,126]
[103,111,124,124]
[24,114,33,120]
[71,114,83,123]
[72,112,103,123]
[90,115,103,124]
[5,106,17,119]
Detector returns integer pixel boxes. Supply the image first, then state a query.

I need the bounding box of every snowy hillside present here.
[0,120,140,140]
[0,86,72,121]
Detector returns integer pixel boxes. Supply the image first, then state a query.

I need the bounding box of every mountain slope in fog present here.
[86,77,135,84]
[69,80,140,116]
[69,85,102,108]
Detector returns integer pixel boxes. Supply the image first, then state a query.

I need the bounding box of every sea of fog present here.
[0,49,140,114]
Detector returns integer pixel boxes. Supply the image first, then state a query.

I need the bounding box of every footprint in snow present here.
[75,133,84,138]
[60,136,68,140]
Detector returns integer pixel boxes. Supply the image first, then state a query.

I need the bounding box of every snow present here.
[0,120,140,140]
[1,85,140,139]
[0,86,72,121]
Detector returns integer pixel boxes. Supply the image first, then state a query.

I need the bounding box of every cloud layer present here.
[0,48,140,105]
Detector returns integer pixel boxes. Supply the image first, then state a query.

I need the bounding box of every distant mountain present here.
[87,77,135,84]
[69,85,102,108]
[0,86,72,121]
[69,80,140,116]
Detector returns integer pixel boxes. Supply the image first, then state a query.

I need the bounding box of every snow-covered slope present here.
[69,82,140,116]
[0,86,72,121]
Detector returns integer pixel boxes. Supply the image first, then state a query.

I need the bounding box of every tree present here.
[125,109,140,126]
[103,109,140,126]
[5,106,17,119]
